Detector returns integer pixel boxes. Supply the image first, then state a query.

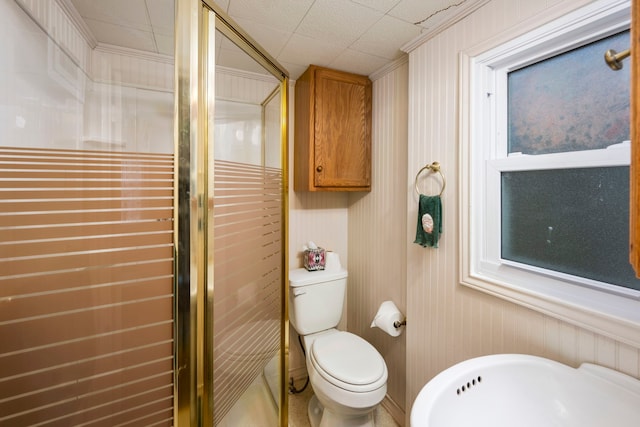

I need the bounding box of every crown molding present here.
[95,43,174,65]
[56,0,98,49]
[369,55,408,81]
[216,65,280,84]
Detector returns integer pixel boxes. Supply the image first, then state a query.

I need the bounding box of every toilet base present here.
[308,395,323,427]
[308,394,375,427]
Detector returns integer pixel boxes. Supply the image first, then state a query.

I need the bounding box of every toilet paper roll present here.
[325,251,341,272]
[370,300,405,337]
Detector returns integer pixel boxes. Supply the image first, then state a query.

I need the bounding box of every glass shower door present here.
[174,2,289,425]
[211,25,287,427]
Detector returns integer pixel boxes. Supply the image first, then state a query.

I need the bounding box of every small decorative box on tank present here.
[304,248,326,271]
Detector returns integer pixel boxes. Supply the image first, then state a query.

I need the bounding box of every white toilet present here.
[289,267,388,427]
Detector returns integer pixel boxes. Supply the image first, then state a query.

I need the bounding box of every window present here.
[460,0,640,346]
[503,29,635,291]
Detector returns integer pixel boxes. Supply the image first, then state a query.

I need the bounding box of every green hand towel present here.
[414,194,442,248]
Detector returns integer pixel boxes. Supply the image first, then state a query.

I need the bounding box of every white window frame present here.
[459,0,640,347]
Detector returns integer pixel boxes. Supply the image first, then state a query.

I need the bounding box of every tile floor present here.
[288,383,400,427]
[218,368,400,427]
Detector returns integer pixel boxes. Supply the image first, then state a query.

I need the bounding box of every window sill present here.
[460,258,640,348]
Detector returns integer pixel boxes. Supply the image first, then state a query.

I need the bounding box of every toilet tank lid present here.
[289,268,348,287]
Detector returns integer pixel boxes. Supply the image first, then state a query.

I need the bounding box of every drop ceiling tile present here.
[85,18,157,52]
[216,36,268,73]
[68,0,470,79]
[227,0,314,33]
[71,0,152,31]
[146,0,174,36]
[232,17,291,59]
[295,0,383,46]
[212,0,231,13]
[278,61,307,80]
[154,34,174,56]
[277,33,345,70]
[218,35,244,53]
[389,0,459,27]
[216,45,273,75]
[329,48,389,77]
[351,15,421,60]
[350,0,402,14]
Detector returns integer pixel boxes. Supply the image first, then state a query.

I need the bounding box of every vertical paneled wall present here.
[216,67,280,104]
[347,59,409,423]
[405,0,640,425]
[15,0,92,73]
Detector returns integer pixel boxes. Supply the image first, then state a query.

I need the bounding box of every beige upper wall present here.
[405,0,640,424]
[348,59,409,422]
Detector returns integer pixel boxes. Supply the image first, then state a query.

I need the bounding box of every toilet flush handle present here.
[293,289,306,297]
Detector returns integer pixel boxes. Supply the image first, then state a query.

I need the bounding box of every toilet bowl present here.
[289,266,388,427]
[303,330,387,427]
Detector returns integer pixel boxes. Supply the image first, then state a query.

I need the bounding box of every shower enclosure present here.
[0,1,175,425]
[1,0,289,425]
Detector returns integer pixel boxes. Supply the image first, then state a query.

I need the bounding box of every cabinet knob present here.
[316,165,323,172]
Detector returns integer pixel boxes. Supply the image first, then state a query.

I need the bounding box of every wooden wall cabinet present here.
[294,65,372,192]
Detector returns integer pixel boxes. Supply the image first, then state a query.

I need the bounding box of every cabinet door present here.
[314,68,371,189]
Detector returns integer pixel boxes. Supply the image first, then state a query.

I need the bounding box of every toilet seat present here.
[309,331,387,393]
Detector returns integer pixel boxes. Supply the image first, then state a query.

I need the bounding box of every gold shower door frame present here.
[174,1,290,425]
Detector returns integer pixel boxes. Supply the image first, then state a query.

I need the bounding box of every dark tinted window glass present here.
[501,167,639,290]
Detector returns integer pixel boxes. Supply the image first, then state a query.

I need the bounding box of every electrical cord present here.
[288,334,309,394]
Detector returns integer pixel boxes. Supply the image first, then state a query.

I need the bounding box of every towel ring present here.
[414,161,445,196]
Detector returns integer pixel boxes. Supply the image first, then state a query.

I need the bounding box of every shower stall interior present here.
[0,0,289,426]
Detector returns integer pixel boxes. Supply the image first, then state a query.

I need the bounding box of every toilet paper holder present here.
[371,300,406,337]
[393,319,407,329]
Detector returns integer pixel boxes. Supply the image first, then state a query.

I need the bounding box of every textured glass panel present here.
[501,167,639,290]
[0,148,175,426]
[508,30,630,155]
[212,29,284,427]
[212,160,282,424]
[0,1,175,424]
[214,100,262,164]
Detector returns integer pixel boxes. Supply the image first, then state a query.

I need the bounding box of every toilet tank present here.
[289,268,348,336]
